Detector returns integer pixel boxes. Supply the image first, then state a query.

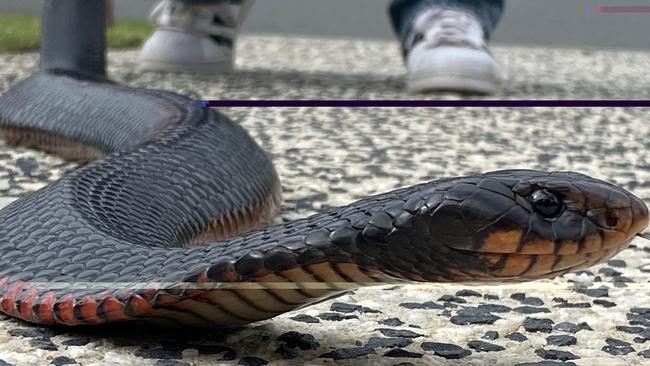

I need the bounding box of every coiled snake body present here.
[0,0,647,327]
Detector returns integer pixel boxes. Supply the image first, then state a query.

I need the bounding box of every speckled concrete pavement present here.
[0,35,649,366]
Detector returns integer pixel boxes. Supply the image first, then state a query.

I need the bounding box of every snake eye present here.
[530,189,563,218]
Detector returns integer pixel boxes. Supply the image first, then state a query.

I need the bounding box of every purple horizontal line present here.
[599,6,650,13]
[199,100,650,108]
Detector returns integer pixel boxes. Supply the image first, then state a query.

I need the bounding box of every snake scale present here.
[0,1,647,328]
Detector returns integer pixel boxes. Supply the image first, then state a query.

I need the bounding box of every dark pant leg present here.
[389,0,505,47]
[170,0,253,30]
[175,0,242,4]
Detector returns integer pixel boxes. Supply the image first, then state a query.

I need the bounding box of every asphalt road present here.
[0,34,649,365]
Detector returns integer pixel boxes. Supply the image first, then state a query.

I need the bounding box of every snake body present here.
[0,0,647,327]
[0,70,647,328]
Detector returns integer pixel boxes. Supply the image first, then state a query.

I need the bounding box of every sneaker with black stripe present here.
[139,0,253,74]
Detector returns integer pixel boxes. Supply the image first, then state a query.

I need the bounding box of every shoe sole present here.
[408,72,500,95]
[139,59,233,75]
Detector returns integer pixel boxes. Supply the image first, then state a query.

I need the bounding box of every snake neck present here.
[190,179,484,289]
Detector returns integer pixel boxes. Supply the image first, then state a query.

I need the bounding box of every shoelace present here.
[405,8,485,54]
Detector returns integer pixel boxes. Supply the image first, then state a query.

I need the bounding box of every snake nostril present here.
[587,208,623,230]
[605,210,618,228]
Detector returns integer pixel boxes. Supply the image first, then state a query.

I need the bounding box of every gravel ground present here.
[0,34,649,365]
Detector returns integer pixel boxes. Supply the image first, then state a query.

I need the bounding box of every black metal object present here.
[40,0,107,77]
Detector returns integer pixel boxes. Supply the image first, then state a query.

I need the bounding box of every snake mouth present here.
[450,234,631,282]
[437,248,618,283]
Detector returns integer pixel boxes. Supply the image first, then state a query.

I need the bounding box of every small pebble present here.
[510,293,527,301]
[451,306,502,325]
[535,349,580,361]
[554,302,591,309]
[482,331,499,340]
[450,312,501,325]
[553,322,592,333]
[382,349,423,358]
[366,337,412,349]
[456,289,481,297]
[615,326,644,334]
[399,301,444,310]
[379,318,405,327]
[290,314,319,323]
[602,337,636,355]
[50,357,77,366]
[330,302,380,314]
[421,342,471,359]
[598,267,622,277]
[319,347,375,360]
[477,304,511,313]
[628,314,650,327]
[602,345,636,356]
[154,361,190,366]
[576,287,609,297]
[546,335,577,346]
[330,302,362,313]
[606,338,632,347]
[515,362,576,366]
[278,331,319,350]
[237,357,269,366]
[318,312,358,321]
[613,276,633,283]
[574,270,594,276]
[607,259,626,267]
[7,328,51,338]
[467,340,505,352]
[29,338,58,351]
[506,332,528,342]
[523,317,555,333]
[513,306,551,314]
[375,328,423,339]
[437,295,466,303]
[593,299,616,308]
[521,297,544,306]
[634,329,650,343]
[61,338,91,347]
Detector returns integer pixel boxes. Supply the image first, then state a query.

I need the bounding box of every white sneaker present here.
[139,0,253,74]
[405,8,502,94]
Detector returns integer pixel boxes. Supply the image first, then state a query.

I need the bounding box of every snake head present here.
[413,170,648,282]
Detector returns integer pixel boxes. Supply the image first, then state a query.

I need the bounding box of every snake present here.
[0,3,648,329]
